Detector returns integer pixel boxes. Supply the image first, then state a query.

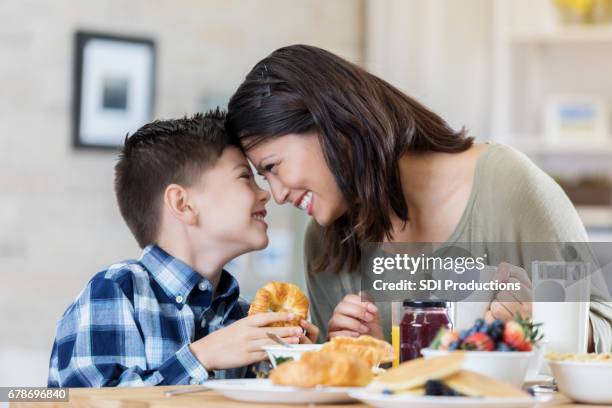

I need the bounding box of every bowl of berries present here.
[421,316,543,386]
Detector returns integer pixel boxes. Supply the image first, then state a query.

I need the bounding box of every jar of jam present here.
[400,300,452,362]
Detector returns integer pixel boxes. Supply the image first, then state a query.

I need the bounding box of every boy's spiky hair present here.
[114,108,236,247]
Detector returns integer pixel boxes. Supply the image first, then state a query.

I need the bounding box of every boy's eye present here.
[240,172,251,179]
[263,163,276,173]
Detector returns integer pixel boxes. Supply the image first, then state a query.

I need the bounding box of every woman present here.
[226,44,611,352]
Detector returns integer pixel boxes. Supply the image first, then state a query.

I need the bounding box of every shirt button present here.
[175,295,184,304]
[198,281,209,291]
[189,378,199,385]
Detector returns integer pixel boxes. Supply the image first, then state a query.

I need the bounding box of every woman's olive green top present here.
[304,143,612,352]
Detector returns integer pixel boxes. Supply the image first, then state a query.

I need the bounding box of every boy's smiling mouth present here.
[295,191,313,215]
[252,209,268,226]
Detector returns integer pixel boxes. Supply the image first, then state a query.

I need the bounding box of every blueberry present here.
[496,342,512,352]
[474,318,485,329]
[488,320,505,341]
[459,329,470,340]
[382,389,394,395]
[448,340,460,350]
[477,324,489,333]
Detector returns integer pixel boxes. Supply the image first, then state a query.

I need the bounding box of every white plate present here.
[349,391,551,408]
[205,379,361,404]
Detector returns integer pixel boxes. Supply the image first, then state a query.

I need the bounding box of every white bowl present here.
[548,360,612,404]
[420,348,532,386]
[525,340,548,380]
[262,344,323,368]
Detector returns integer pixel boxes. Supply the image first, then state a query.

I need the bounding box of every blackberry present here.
[425,380,461,396]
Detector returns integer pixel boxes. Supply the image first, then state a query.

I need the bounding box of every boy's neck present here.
[156,239,236,295]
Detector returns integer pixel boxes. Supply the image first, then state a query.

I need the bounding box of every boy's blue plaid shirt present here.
[48,245,251,387]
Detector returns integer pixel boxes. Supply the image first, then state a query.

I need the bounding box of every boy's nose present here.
[259,188,271,204]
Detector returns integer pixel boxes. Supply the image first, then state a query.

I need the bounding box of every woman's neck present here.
[391,144,486,242]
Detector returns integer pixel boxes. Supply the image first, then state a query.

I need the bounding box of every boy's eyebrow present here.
[233,163,251,171]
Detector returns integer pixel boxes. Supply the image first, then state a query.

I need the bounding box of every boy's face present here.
[188,146,271,253]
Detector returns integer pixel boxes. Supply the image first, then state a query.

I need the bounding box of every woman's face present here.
[246,132,347,226]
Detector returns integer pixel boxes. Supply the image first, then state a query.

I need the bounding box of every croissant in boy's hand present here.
[248,282,309,327]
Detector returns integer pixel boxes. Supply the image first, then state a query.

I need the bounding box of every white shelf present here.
[512,138,612,155]
[578,205,612,229]
[511,25,612,44]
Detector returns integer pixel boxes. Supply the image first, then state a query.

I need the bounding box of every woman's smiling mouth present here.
[295,191,314,215]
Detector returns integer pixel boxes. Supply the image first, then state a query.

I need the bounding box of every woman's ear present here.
[164,184,199,226]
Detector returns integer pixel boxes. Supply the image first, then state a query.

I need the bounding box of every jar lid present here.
[402,300,449,308]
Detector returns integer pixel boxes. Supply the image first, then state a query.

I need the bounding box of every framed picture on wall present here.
[73,31,156,149]
[543,95,609,148]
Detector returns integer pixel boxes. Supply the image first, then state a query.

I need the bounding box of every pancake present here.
[369,352,464,391]
[443,370,527,398]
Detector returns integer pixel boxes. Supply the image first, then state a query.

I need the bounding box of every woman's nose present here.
[269,180,291,204]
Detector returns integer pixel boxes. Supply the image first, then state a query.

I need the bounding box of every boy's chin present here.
[248,234,269,251]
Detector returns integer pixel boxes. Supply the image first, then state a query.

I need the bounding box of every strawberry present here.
[503,320,526,350]
[461,332,495,351]
[515,341,533,352]
[430,328,460,350]
[503,314,543,351]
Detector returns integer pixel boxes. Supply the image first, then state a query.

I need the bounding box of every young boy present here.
[48,110,317,387]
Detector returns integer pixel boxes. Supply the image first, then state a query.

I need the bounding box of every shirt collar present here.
[139,245,240,308]
[140,245,202,307]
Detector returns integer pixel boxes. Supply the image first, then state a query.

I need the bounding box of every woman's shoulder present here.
[476,143,563,200]
[473,142,586,241]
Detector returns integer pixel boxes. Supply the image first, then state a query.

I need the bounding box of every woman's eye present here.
[240,173,251,179]
[264,163,276,173]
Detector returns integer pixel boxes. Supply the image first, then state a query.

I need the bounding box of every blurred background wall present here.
[0,0,364,385]
[1,0,612,385]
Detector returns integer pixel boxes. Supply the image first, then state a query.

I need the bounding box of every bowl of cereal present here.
[547,352,612,404]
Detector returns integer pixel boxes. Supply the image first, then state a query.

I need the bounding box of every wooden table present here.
[8,385,611,408]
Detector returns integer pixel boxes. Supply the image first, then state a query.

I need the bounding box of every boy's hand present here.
[189,312,303,371]
[298,320,320,344]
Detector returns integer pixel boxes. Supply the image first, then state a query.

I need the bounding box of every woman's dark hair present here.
[226,44,473,274]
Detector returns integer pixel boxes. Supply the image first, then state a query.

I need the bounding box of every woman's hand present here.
[298,320,320,344]
[485,262,533,323]
[327,293,383,340]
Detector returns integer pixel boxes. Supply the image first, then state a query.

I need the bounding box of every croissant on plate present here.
[269,350,373,387]
[248,282,309,327]
[321,335,394,367]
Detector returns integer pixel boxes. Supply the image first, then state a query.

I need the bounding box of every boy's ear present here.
[164,184,198,225]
